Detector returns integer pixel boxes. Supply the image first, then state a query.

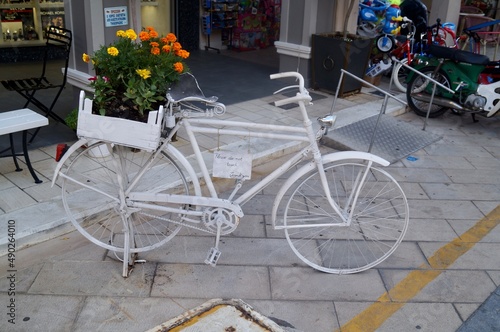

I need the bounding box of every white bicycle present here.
[53,72,409,277]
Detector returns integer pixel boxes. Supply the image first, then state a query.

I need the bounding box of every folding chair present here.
[0,26,72,142]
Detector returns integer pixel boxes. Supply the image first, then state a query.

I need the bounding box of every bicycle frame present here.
[126,96,350,225]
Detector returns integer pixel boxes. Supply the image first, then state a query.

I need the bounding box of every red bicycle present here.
[391,18,457,92]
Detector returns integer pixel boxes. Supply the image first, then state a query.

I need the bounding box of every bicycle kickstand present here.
[205,222,223,267]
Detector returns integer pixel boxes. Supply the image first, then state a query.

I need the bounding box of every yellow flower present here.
[107,47,119,56]
[125,29,137,40]
[136,69,151,79]
[173,62,183,73]
[116,30,126,38]
[82,53,90,63]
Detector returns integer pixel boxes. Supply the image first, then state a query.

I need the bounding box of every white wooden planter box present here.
[76,91,164,152]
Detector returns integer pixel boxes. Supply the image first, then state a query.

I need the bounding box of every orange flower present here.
[166,33,177,43]
[151,47,160,55]
[139,31,150,41]
[175,49,190,59]
[149,30,159,38]
[162,45,171,53]
[146,26,154,31]
[172,42,182,51]
[173,62,183,73]
[150,41,159,47]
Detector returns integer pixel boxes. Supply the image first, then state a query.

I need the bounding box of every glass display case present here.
[0,0,65,46]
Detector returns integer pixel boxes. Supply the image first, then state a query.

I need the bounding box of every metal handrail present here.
[330,69,407,153]
[391,57,455,130]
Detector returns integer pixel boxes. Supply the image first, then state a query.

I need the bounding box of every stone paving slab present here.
[248,299,339,331]
[380,302,464,331]
[420,242,500,270]
[381,269,497,303]
[0,293,83,331]
[74,297,204,332]
[269,267,384,301]
[408,199,484,220]
[139,236,305,267]
[376,242,428,269]
[152,264,271,299]
[28,261,155,297]
[458,287,500,332]
[402,218,459,242]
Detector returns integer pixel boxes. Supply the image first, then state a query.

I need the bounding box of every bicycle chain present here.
[137,211,216,234]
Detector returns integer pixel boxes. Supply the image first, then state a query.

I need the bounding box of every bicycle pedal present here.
[204,247,221,267]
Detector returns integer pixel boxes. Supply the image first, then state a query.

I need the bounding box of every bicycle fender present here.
[163,143,203,198]
[51,138,90,187]
[270,151,390,228]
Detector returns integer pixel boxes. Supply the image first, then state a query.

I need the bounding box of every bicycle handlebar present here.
[270,72,312,107]
[270,72,305,92]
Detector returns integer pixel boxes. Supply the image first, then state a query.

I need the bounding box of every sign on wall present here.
[104,6,128,27]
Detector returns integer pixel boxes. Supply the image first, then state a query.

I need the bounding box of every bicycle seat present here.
[428,44,490,65]
[166,72,218,103]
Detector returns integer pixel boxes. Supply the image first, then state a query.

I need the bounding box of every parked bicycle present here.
[391,18,457,92]
[53,72,409,277]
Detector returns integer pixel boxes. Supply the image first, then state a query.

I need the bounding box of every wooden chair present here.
[1,26,72,142]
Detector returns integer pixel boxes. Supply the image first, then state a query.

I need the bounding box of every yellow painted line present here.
[337,204,500,332]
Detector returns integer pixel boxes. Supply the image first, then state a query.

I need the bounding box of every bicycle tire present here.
[60,141,190,253]
[281,160,409,274]
[406,66,451,118]
[391,57,409,93]
[376,35,395,53]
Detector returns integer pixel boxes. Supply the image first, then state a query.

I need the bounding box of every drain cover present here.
[323,114,442,163]
[145,299,285,332]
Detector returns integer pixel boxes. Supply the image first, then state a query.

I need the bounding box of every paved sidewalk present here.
[1,49,500,331]
[0,82,499,331]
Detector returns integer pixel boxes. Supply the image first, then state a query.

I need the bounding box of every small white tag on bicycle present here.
[213,151,252,180]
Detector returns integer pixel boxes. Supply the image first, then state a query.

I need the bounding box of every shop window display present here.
[1,0,65,44]
[203,0,280,51]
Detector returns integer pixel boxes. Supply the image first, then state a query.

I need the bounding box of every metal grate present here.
[323,114,442,163]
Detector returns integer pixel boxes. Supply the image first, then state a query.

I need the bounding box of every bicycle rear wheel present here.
[60,141,190,253]
[282,160,409,274]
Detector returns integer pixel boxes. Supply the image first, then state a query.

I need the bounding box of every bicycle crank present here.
[202,207,240,267]
[202,207,240,235]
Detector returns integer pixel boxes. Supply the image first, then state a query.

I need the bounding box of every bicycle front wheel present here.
[60,141,189,253]
[391,57,409,93]
[283,161,409,274]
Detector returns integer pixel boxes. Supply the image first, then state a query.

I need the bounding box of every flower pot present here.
[76,91,165,152]
[312,33,373,96]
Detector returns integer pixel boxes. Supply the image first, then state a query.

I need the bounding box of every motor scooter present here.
[406,44,500,120]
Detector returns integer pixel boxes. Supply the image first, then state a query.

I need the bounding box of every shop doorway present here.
[201,0,281,68]
[141,0,199,52]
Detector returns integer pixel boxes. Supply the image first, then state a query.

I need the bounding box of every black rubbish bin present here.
[312,33,373,96]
